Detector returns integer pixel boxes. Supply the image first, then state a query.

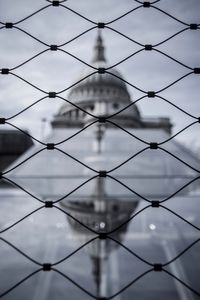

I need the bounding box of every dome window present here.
[113,102,119,109]
[113,204,119,212]
[75,109,79,118]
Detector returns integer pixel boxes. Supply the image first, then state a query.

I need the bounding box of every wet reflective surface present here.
[0,185,200,300]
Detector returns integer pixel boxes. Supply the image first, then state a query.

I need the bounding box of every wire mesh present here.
[0,0,200,299]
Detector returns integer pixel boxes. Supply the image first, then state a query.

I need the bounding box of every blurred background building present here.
[1,31,200,299]
[0,130,32,172]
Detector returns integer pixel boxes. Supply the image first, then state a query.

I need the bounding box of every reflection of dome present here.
[61,176,138,242]
[61,176,139,299]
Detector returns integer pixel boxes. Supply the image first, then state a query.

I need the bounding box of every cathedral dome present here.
[67,63,131,105]
[67,31,131,104]
[54,31,141,128]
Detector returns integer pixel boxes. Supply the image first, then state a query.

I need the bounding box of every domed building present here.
[52,31,172,134]
[7,31,199,200]
[3,31,200,300]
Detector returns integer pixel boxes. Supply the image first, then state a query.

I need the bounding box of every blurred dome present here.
[54,31,141,128]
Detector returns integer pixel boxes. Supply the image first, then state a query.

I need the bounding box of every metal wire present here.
[0,0,200,298]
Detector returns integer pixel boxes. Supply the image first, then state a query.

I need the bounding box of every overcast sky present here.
[0,0,200,148]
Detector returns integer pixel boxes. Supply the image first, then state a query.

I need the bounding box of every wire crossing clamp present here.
[43,263,52,271]
[150,143,158,149]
